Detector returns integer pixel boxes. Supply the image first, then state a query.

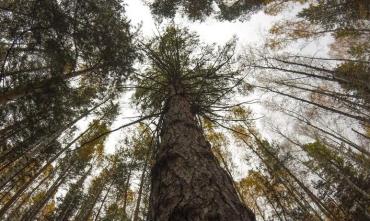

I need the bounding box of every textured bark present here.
[150,93,255,221]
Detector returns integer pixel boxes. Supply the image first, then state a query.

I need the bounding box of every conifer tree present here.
[134,26,255,221]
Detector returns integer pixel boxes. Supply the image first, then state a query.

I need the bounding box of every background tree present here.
[149,0,265,21]
[0,0,135,202]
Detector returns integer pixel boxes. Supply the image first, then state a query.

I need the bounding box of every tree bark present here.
[94,182,113,221]
[133,160,148,221]
[150,92,255,221]
[123,169,132,215]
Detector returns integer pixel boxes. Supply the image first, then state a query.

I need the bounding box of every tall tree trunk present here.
[0,124,93,218]
[150,92,255,221]
[75,179,106,221]
[57,166,92,221]
[0,97,111,171]
[94,182,113,221]
[133,160,148,221]
[123,169,132,215]
[20,164,71,221]
[250,133,336,220]
[6,169,53,221]
[251,194,267,221]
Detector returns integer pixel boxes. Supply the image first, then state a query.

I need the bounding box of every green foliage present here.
[298,0,370,30]
[0,0,135,168]
[101,203,129,221]
[150,0,264,21]
[303,141,370,220]
[133,26,244,118]
[334,61,370,103]
[77,120,110,162]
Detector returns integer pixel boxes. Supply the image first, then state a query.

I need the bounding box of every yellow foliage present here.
[238,171,266,197]
[32,191,46,204]
[0,192,12,204]
[330,34,369,59]
[265,38,283,50]
[267,20,322,49]
[273,183,286,193]
[43,164,54,177]
[365,124,370,138]
[41,201,56,217]
[208,131,227,147]
[126,189,135,204]
[203,117,215,130]
[263,0,297,16]
[96,143,105,158]
[78,120,109,161]
[355,0,370,19]
[230,124,248,139]
[63,63,73,74]
[231,106,250,119]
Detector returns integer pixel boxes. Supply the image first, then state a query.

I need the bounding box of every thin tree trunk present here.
[0,123,93,218]
[0,94,111,166]
[94,182,113,221]
[20,164,71,221]
[213,146,246,204]
[6,171,52,221]
[57,166,92,221]
[123,169,132,215]
[251,194,267,221]
[150,92,255,221]
[221,124,329,221]
[75,183,105,221]
[255,179,285,221]
[133,160,148,221]
[274,81,370,111]
[0,158,37,190]
[259,86,370,124]
[250,133,336,220]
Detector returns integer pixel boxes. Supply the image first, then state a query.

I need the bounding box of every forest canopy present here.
[0,0,369,220]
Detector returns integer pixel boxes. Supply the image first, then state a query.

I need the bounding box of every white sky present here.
[126,0,290,44]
